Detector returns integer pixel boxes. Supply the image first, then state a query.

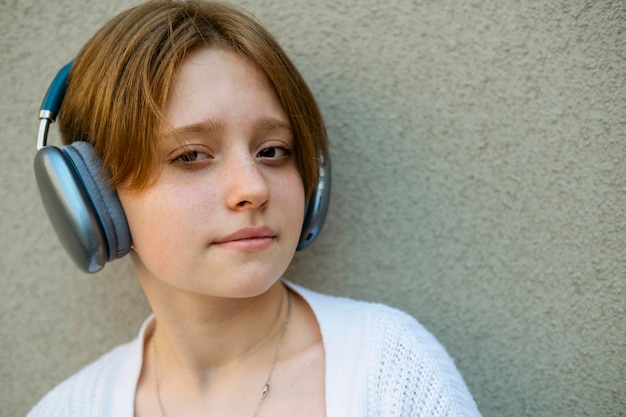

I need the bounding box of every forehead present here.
[164,48,288,131]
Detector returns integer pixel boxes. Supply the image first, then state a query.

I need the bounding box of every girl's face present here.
[118,48,305,299]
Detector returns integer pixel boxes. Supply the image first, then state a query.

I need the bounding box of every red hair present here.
[59,0,327,197]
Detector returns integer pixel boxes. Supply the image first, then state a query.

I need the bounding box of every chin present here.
[200,265,285,299]
[216,277,282,300]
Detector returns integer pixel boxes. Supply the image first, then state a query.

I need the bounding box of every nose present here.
[223,153,270,211]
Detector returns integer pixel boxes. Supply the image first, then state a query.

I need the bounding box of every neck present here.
[140,275,289,379]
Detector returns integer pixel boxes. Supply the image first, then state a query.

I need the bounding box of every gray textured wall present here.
[1,1,624,416]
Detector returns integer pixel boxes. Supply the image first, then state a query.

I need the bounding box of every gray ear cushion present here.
[61,141,131,260]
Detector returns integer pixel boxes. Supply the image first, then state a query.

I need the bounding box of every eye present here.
[257,146,293,159]
[170,149,212,165]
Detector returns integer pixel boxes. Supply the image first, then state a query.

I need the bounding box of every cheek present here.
[120,186,205,248]
[120,190,205,277]
[276,173,306,227]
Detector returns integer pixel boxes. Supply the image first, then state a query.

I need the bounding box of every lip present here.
[213,226,276,251]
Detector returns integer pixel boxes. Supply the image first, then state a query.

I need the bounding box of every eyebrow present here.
[164,119,225,139]
[164,117,291,139]
[253,117,292,132]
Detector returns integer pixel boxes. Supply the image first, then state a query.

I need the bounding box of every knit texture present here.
[27,283,480,417]
[366,305,479,415]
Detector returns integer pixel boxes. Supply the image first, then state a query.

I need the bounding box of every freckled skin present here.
[118,48,305,300]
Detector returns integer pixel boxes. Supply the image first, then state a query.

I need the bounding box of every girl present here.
[30,1,480,416]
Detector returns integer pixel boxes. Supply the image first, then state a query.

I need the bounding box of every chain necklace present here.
[152,289,292,417]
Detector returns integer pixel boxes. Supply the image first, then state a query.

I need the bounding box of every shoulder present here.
[27,339,138,417]
[365,305,481,416]
[290,282,438,347]
[290,283,481,416]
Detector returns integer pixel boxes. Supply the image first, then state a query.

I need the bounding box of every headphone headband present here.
[38,62,72,150]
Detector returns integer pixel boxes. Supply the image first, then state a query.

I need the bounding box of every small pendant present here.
[261,384,270,399]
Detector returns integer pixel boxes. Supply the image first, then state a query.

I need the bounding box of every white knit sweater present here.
[28,283,481,416]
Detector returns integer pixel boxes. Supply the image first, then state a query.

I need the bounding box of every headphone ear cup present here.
[62,141,131,259]
[297,156,331,251]
[34,141,130,273]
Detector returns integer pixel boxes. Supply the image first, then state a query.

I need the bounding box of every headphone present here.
[34,62,331,273]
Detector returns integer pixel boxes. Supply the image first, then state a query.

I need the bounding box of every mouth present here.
[214,226,276,251]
